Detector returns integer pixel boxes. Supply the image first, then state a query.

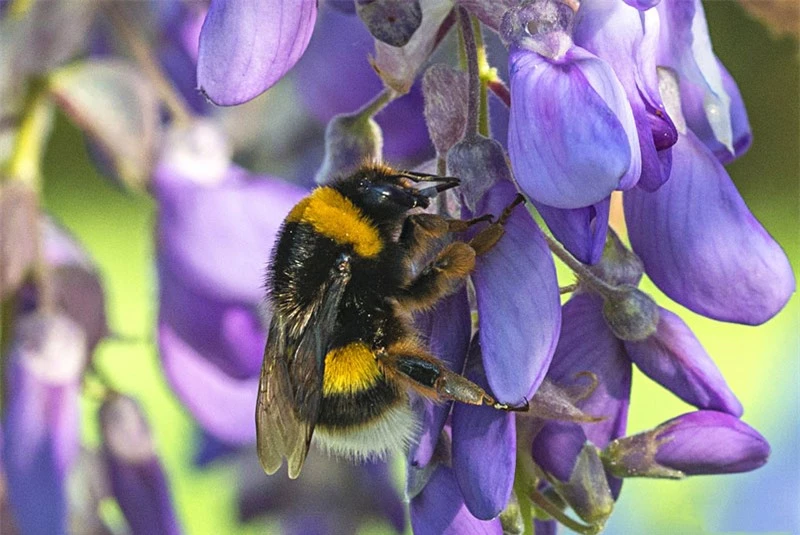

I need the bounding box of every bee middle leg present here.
[377,344,525,411]
[399,213,493,265]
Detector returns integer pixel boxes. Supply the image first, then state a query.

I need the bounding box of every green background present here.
[40,3,798,534]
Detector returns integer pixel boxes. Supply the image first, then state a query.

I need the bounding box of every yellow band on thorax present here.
[286,187,382,258]
[322,343,382,395]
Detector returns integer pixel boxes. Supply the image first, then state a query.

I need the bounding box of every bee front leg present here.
[399,213,493,265]
[467,194,526,256]
[377,347,526,412]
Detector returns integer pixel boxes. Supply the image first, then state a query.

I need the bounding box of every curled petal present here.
[410,465,503,535]
[452,340,516,520]
[409,289,471,468]
[531,421,586,483]
[472,181,561,405]
[547,294,631,448]
[153,163,306,304]
[624,307,742,416]
[197,0,318,105]
[624,133,795,325]
[680,58,751,163]
[534,197,610,265]
[158,320,258,444]
[508,46,638,209]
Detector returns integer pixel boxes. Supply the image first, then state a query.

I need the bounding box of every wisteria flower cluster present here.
[0,0,796,534]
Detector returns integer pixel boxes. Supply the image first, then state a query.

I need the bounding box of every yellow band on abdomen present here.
[322,343,382,395]
[286,187,383,258]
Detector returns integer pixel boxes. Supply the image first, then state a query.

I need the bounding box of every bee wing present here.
[256,255,351,479]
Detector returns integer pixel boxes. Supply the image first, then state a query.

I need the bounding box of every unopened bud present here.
[602,411,770,479]
[531,422,614,525]
[589,229,644,287]
[501,0,575,60]
[446,135,509,212]
[356,0,423,47]
[315,113,384,185]
[422,64,468,155]
[602,285,659,341]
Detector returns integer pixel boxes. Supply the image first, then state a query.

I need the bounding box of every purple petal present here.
[547,294,631,448]
[197,0,317,105]
[656,0,733,151]
[409,289,471,468]
[574,1,675,192]
[624,132,795,325]
[655,411,770,475]
[294,7,432,160]
[153,163,307,304]
[508,46,639,208]
[158,262,265,379]
[534,520,558,535]
[622,0,661,9]
[534,197,610,265]
[681,58,752,164]
[99,396,182,535]
[2,314,86,535]
[158,320,258,444]
[410,465,503,535]
[531,421,586,483]
[355,461,407,533]
[624,307,742,416]
[451,339,516,520]
[472,180,561,405]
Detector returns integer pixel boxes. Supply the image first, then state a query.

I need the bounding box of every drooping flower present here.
[99,394,182,535]
[2,313,87,535]
[197,0,318,106]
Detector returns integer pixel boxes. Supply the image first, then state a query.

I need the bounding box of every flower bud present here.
[589,229,644,287]
[446,134,508,212]
[601,285,659,341]
[315,113,384,185]
[532,422,614,525]
[501,0,576,60]
[602,411,770,479]
[356,0,422,47]
[99,394,182,535]
[422,64,468,155]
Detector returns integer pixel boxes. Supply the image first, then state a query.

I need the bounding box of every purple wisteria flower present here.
[153,154,306,445]
[2,313,86,535]
[99,394,182,535]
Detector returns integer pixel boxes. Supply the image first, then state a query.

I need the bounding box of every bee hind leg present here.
[377,347,525,412]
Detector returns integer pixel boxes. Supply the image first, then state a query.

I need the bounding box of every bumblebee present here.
[257,164,526,478]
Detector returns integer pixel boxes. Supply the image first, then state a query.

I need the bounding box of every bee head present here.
[335,166,460,221]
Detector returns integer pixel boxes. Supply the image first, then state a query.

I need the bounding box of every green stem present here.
[354,88,396,121]
[458,7,480,137]
[539,230,622,301]
[3,83,53,190]
[105,2,192,126]
[529,489,600,535]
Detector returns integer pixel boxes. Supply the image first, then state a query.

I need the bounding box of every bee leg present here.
[377,347,526,411]
[396,241,476,311]
[468,194,526,256]
[399,213,493,264]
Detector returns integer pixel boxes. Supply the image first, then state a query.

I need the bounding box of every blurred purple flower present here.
[237,447,405,534]
[197,0,318,105]
[99,394,182,535]
[153,159,306,444]
[293,6,432,162]
[2,313,86,535]
[603,411,770,478]
[503,0,640,210]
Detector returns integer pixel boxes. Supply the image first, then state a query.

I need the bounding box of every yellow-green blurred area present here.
[39,3,798,535]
